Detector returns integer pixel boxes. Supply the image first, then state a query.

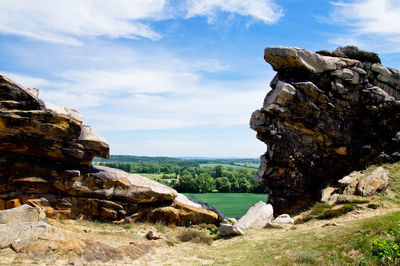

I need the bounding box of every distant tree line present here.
[94,155,260,169]
[96,161,266,194]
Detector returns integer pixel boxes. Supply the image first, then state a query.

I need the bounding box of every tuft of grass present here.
[155,224,165,233]
[178,229,214,245]
[296,251,316,264]
[123,223,132,230]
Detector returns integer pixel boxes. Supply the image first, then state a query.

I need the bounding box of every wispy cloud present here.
[0,0,167,45]
[328,0,400,53]
[0,0,283,45]
[185,0,283,24]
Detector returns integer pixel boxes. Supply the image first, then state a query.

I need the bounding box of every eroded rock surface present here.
[0,74,220,225]
[250,46,400,214]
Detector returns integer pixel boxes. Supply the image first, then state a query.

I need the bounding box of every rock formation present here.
[250,46,400,214]
[0,74,220,225]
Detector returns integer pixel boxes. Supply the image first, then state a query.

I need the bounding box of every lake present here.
[183,193,268,218]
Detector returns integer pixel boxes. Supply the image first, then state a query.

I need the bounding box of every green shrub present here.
[371,237,400,264]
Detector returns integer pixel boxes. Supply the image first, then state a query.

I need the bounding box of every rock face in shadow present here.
[0,74,220,225]
[250,46,400,215]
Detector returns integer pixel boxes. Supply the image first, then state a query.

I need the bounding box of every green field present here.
[183,193,268,218]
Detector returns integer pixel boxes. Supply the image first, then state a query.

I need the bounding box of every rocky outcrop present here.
[322,166,390,205]
[0,74,220,225]
[250,46,400,214]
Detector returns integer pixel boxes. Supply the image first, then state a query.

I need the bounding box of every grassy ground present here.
[133,207,400,265]
[183,193,268,217]
[3,206,394,265]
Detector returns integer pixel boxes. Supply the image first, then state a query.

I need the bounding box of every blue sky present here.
[1,0,399,157]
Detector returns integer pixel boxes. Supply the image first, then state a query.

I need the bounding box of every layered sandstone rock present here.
[250,46,400,214]
[0,74,220,225]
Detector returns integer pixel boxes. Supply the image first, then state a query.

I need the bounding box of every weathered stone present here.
[218,224,245,237]
[138,200,220,226]
[237,201,273,230]
[5,199,21,209]
[357,167,389,196]
[264,46,346,74]
[53,166,177,204]
[265,222,284,229]
[0,204,46,224]
[146,230,162,240]
[332,46,381,63]
[251,46,400,214]
[273,214,294,224]
[79,125,109,159]
[0,221,65,250]
[174,193,225,220]
[338,171,362,195]
[321,187,337,203]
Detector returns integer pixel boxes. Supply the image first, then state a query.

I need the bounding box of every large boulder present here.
[218,224,245,237]
[250,46,400,214]
[237,201,273,230]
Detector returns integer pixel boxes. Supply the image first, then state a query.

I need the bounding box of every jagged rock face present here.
[0,74,220,225]
[250,46,400,215]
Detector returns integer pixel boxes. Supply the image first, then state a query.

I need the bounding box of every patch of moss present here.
[316,203,356,220]
[310,203,333,216]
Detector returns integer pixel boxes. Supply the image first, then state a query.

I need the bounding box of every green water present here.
[183,193,268,218]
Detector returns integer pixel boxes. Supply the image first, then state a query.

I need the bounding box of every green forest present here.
[95,156,265,193]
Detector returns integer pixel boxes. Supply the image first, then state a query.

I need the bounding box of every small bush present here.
[205,224,219,236]
[371,237,400,264]
[178,229,213,245]
[296,251,316,264]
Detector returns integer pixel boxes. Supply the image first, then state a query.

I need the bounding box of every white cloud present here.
[185,0,283,24]
[329,0,400,53]
[0,0,166,45]
[331,0,400,35]
[0,0,283,45]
